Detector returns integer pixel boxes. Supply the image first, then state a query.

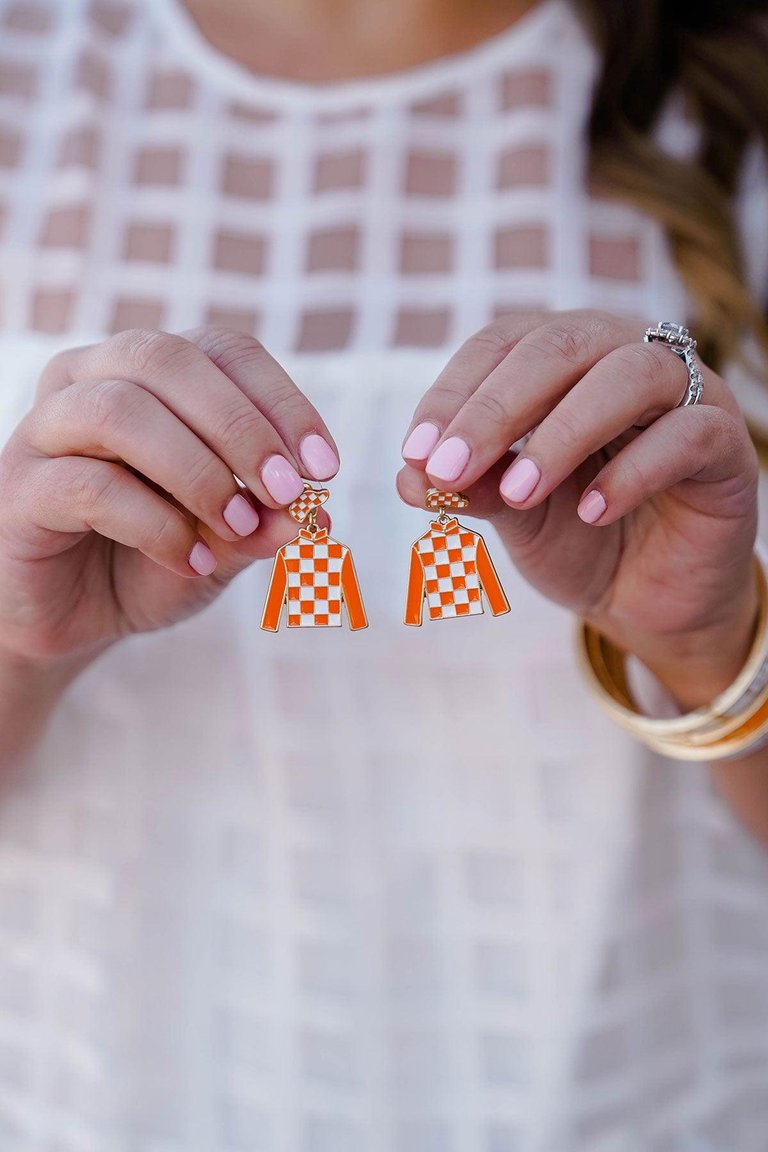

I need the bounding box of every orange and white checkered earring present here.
[404,488,511,625]
[260,482,368,631]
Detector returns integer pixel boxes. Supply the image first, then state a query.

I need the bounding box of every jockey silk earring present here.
[260,482,368,631]
[404,488,511,625]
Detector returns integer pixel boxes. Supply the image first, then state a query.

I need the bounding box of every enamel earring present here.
[261,482,368,631]
[404,488,510,625]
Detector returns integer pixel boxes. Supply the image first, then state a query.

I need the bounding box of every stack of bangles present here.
[574,538,768,762]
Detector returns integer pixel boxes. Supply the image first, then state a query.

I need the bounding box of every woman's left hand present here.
[397,309,762,710]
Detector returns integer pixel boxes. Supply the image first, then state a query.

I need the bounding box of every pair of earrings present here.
[259,482,511,632]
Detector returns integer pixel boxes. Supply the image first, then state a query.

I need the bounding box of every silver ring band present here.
[643,321,704,407]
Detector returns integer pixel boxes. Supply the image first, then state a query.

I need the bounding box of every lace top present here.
[2,2,768,1150]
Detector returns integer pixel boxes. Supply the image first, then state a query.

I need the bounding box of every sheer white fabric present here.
[2,2,768,1151]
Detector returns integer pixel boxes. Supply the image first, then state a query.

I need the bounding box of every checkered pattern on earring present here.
[425,488,469,511]
[289,484,330,523]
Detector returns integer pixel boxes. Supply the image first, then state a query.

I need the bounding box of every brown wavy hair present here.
[573,0,768,449]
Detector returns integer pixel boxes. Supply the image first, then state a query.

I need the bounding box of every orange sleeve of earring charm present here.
[260,548,288,631]
[475,535,510,616]
[341,548,368,630]
[404,542,425,625]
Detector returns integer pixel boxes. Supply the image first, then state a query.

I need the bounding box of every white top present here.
[2,1,768,1149]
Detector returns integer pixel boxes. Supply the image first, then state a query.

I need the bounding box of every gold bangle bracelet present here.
[640,684,768,761]
[576,623,768,761]
[575,550,768,743]
[573,546,768,762]
[576,615,768,750]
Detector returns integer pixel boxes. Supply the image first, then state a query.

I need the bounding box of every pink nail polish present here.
[578,490,607,524]
[299,434,339,480]
[261,454,305,504]
[189,541,217,575]
[426,436,471,482]
[223,493,260,536]
[500,457,540,503]
[402,421,440,460]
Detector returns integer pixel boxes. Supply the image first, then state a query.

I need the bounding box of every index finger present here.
[405,311,642,488]
[180,326,340,481]
[401,308,551,461]
[38,327,340,510]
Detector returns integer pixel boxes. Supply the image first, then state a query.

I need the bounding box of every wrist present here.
[0,641,105,745]
[583,556,762,715]
[0,646,84,697]
[614,579,761,714]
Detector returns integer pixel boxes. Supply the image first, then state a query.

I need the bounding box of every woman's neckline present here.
[151,0,567,110]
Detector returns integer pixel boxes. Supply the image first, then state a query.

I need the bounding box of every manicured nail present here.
[261,454,305,503]
[578,490,607,524]
[189,541,217,575]
[500,457,540,503]
[426,436,471,482]
[299,433,339,480]
[402,421,440,460]
[223,492,260,536]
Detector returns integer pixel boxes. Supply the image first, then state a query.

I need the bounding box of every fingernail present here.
[299,433,339,480]
[261,454,305,503]
[189,541,217,575]
[426,436,470,482]
[223,492,260,536]
[577,490,607,524]
[402,421,440,460]
[500,457,540,503]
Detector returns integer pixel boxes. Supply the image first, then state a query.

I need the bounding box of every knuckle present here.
[470,310,549,356]
[183,451,230,508]
[717,408,747,448]
[466,388,510,427]
[142,510,185,556]
[470,321,523,358]
[192,326,266,369]
[113,328,197,379]
[260,382,310,425]
[710,408,754,470]
[546,405,585,449]
[612,451,650,501]
[617,341,678,386]
[107,326,158,364]
[646,342,680,382]
[212,395,266,452]
[64,459,123,514]
[527,319,593,365]
[78,377,143,436]
[689,408,722,455]
[428,380,472,409]
[583,309,621,343]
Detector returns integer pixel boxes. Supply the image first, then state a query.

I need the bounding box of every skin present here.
[0,327,337,761]
[1,0,767,846]
[181,0,542,83]
[397,309,767,844]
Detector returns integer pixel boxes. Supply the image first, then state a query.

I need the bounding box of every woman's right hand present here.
[0,327,339,665]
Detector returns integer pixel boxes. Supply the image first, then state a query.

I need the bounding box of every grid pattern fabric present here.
[1,1,768,1151]
[0,0,718,353]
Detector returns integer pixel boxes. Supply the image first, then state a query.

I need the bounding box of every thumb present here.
[198,503,333,584]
